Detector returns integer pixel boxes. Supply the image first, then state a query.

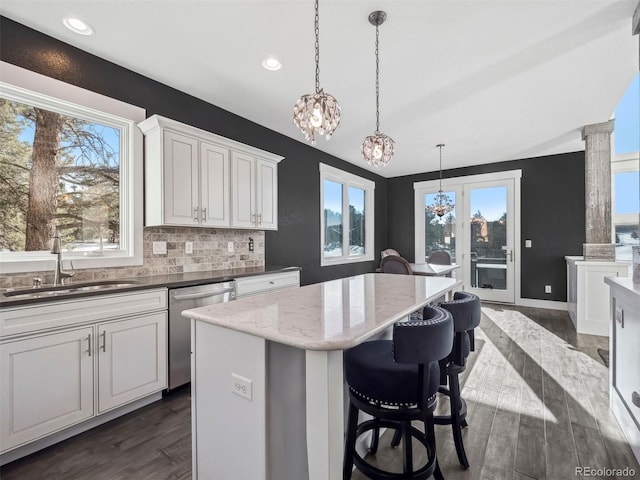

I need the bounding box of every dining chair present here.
[428,250,451,265]
[380,255,413,275]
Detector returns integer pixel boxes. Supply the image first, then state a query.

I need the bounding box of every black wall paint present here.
[0,17,388,286]
[387,151,586,301]
[1,17,587,300]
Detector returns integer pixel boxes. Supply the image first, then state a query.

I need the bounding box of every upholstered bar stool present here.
[435,291,481,469]
[343,305,454,480]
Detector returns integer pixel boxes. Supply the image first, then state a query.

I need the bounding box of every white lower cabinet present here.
[0,289,168,455]
[97,313,167,413]
[1,327,94,451]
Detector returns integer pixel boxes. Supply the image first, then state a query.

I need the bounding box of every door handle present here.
[501,246,513,262]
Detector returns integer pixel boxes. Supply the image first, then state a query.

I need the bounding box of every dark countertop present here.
[0,266,301,308]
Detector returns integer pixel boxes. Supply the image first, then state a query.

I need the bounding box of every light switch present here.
[185,241,193,254]
[525,240,532,248]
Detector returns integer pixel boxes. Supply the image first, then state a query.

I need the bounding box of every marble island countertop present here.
[605,276,640,300]
[182,273,461,351]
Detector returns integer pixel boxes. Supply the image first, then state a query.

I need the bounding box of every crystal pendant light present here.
[361,11,394,167]
[428,144,455,218]
[293,0,341,146]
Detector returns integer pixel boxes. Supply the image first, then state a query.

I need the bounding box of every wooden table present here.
[183,273,461,480]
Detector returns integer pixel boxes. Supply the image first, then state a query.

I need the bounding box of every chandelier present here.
[361,11,395,167]
[427,144,455,218]
[293,0,341,146]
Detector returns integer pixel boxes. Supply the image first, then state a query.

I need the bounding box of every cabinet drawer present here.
[236,271,300,298]
[1,289,168,338]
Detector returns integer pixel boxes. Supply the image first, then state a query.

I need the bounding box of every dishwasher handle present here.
[172,287,235,301]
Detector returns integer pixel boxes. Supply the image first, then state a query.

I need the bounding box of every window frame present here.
[611,152,639,263]
[319,163,375,266]
[0,61,144,274]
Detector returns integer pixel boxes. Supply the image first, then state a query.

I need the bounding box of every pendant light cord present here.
[437,144,445,192]
[314,0,320,93]
[375,23,380,134]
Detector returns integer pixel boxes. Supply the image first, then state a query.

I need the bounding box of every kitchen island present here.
[183,273,461,480]
[605,276,640,464]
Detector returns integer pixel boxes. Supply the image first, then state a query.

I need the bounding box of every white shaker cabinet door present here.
[200,141,231,227]
[97,312,167,413]
[231,151,257,228]
[256,158,278,230]
[163,130,199,225]
[0,327,94,452]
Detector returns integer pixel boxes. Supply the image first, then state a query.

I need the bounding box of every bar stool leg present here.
[391,426,402,448]
[343,402,359,480]
[449,372,469,469]
[402,421,414,476]
[369,419,380,454]
[425,415,445,480]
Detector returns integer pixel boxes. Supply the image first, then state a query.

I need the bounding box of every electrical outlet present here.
[525,239,532,248]
[231,373,252,400]
[185,241,193,254]
[545,285,552,294]
[227,241,234,253]
[152,241,167,255]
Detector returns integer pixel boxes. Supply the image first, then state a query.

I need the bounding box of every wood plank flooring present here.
[1,305,638,479]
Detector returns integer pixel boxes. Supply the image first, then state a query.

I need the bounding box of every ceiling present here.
[1,1,638,178]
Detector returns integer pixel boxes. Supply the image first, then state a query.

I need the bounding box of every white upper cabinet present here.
[138,115,283,229]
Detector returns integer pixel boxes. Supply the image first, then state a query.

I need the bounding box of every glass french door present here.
[463,179,515,303]
[415,171,519,304]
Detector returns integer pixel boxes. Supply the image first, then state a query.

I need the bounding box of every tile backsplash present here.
[1,227,264,289]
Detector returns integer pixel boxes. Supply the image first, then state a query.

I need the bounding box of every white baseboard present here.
[515,298,568,311]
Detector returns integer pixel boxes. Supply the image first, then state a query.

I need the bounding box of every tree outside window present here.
[0,99,120,254]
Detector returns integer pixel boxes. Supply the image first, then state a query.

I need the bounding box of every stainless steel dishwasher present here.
[168,281,236,390]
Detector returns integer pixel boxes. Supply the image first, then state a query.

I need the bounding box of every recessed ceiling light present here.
[262,57,282,71]
[62,17,94,35]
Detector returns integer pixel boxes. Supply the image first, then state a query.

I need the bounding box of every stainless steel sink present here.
[2,281,141,299]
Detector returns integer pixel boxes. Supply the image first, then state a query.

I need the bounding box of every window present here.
[320,163,374,266]
[0,62,144,273]
[422,190,457,263]
[612,154,639,262]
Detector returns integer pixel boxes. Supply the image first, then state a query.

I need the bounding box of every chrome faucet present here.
[51,233,75,286]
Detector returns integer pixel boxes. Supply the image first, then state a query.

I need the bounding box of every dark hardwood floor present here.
[1,305,638,479]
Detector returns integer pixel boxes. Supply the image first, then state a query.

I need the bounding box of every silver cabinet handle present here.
[100,331,106,353]
[193,206,199,222]
[251,213,256,225]
[87,333,92,357]
[202,207,207,221]
[257,213,262,225]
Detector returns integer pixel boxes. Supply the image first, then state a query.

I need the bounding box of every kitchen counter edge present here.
[0,266,301,308]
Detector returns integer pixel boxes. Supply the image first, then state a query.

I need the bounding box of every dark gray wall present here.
[387,151,586,301]
[1,16,587,300]
[0,16,388,286]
